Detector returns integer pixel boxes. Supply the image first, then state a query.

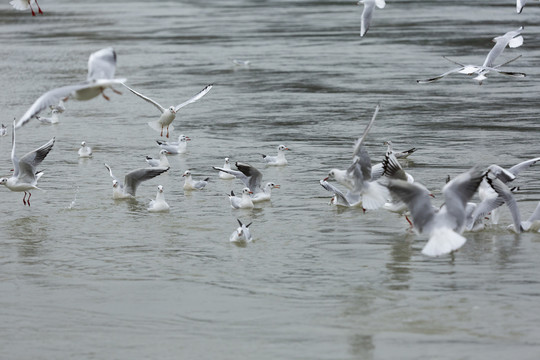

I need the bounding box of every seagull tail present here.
[361,182,389,210]
[422,228,466,257]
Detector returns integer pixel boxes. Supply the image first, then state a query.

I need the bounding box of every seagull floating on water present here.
[145,149,170,168]
[156,134,190,154]
[104,163,169,199]
[36,109,60,125]
[182,170,209,191]
[217,158,236,180]
[122,83,213,138]
[16,47,126,129]
[229,219,253,243]
[252,182,280,203]
[262,145,290,166]
[358,0,386,37]
[228,188,254,209]
[78,141,92,158]
[148,185,170,212]
[10,0,43,16]
[0,121,54,206]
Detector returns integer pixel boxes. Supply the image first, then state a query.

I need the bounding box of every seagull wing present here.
[352,104,379,161]
[235,162,263,193]
[87,47,117,80]
[122,83,165,113]
[442,167,484,230]
[18,137,55,184]
[387,179,435,233]
[416,67,464,83]
[124,167,169,197]
[174,84,213,112]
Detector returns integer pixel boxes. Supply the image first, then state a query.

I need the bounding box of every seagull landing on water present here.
[387,167,484,257]
[10,0,43,16]
[417,27,526,84]
[16,47,126,129]
[0,121,54,206]
[122,83,212,138]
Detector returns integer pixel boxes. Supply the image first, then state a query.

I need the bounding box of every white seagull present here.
[0,124,7,136]
[0,122,54,206]
[251,182,280,203]
[36,109,60,125]
[218,158,236,180]
[383,140,416,159]
[213,162,266,195]
[122,83,213,138]
[148,185,170,212]
[229,219,253,243]
[388,167,484,257]
[262,144,290,166]
[418,27,525,84]
[156,134,190,154]
[517,0,538,13]
[145,149,170,167]
[78,141,93,158]
[16,47,126,129]
[358,0,386,37]
[10,0,43,16]
[104,163,169,199]
[228,188,254,209]
[182,170,209,191]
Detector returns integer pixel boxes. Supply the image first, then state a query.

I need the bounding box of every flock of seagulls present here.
[3,1,539,251]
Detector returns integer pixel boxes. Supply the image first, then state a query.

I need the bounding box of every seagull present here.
[229,219,253,243]
[517,0,539,13]
[228,188,254,209]
[148,185,170,212]
[418,27,525,84]
[217,158,236,180]
[0,124,7,136]
[468,156,540,226]
[16,47,126,129]
[145,149,170,167]
[387,167,484,257]
[358,0,386,37]
[182,170,209,191]
[36,109,60,124]
[122,83,213,138]
[213,162,265,195]
[251,182,280,203]
[104,163,169,199]
[156,134,190,154]
[10,0,43,16]
[319,179,355,207]
[383,141,416,159]
[262,145,290,166]
[78,141,92,158]
[232,59,251,67]
[0,121,54,206]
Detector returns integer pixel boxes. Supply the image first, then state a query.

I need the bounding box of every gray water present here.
[1,0,540,359]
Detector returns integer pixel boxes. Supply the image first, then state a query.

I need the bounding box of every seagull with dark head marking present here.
[104,163,169,199]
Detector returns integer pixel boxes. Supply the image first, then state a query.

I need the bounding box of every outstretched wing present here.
[417,67,464,84]
[387,179,435,233]
[87,47,117,80]
[174,84,213,112]
[18,137,55,184]
[235,162,263,193]
[122,83,165,113]
[124,167,169,196]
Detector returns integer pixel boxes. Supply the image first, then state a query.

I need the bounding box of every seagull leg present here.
[27,192,31,206]
[29,2,36,16]
[111,87,122,95]
[22,192,27,205]
[101,91,111,101]
[166,126,170,138]
[35,0,43,14]
[405,215,413,227]
[160,126,164,137]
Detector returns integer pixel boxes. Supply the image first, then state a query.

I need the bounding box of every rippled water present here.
[1,1,540,359]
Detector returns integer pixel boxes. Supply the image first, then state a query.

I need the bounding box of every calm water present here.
[1,0,540,359]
